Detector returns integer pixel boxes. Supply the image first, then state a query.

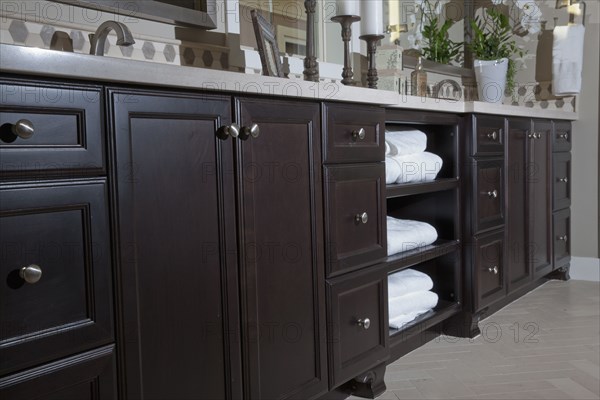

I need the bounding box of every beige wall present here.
[571,1,599,259]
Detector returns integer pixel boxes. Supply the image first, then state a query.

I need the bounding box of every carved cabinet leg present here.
[348,363,387,399]
[549,265,571,281]
[443,311,484,339]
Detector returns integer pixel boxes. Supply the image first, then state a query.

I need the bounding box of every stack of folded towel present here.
[388,269,439,329]
[385,129,443,184]
[387,216,438,256]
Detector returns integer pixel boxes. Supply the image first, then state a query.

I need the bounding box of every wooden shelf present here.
[382,239,460,274]
[389,300,461,340]
[386,178,459,199]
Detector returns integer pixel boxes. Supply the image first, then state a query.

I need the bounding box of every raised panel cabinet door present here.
[530,121,553,279]
[236,98,328,400]
[110,89,242,400]
[506,119,530,292]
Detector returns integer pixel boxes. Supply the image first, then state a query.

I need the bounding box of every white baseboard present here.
[570,257,600,282]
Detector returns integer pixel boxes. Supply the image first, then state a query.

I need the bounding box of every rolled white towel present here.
[389,309,434,330]
[393,152,443,184]
[388,268,434,298]
[552,24,585,96]
[385,141,391,156]
[387,217,438,257]
[385,157,401,184]
[388,290,439,320]
[386,130,427,156]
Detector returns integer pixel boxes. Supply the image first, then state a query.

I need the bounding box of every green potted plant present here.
[468,7,525,103]
[415,0,463,65]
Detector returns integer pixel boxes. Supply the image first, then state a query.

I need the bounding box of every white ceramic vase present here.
[474,58,509,104]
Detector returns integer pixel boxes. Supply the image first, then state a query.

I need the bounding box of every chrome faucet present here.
[89,21,135,56]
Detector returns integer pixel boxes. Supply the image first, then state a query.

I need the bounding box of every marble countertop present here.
[0,44,578,120]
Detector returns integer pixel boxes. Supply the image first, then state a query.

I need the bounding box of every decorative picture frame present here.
[251,10,285,78]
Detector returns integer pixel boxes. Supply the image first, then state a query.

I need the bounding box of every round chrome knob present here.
[239,123,260,140]
[534,133,542,139]
[217,123,240,140]
[559,133,569,140]
[357,318,371,330]
[19,264,42,284]
[487,131,498,140]
[352,128,366,141]
[558,177,569,183]
[528,132,534,139]
[12,119,35,139]
[488,266,499,275]
[355,212,368,224]
[487,190,498,199]
[558,235,568,242]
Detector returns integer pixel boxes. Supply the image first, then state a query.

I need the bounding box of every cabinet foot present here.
[549,265,571,281]
[443,311,484,339]
[347,363,387,399]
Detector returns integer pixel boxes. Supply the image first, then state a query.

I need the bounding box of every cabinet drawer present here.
[553,122,572,152]
[323,103,385,163]
[0,345,117,399]
[472,158,505,233]
[474,230,505,309]
[553,209,571,268]
[328,272,388,387]
[0,81,104,177]
[0,182,113,375]
[324,164,386,276]
[553,152,571,211]
[472,115,505,156]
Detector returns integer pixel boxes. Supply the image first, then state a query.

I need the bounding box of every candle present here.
[336,0,357,16]
[360,0,383,35]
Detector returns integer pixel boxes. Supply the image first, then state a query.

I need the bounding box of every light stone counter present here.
[0,44,578,121]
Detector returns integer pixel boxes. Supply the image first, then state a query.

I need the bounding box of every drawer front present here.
[0,345,117,399]
[553,152,571,211]
[324,164,386,276]
[0,80,104,177]
[472,158,505,233]
[472,115,505,156]
[323,103,385,163]
[475,230,506,309]
[553,209,571,268]
[0,182,113,374]
[553,122,572,152]
[328,272,388,387]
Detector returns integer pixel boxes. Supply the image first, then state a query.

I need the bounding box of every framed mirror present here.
[53,0,217,29]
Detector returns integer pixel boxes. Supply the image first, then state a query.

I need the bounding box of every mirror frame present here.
[53,1,217,29]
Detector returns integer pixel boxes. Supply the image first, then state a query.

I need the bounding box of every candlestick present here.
[359,34,385,89]
[360,0,383,35]
[331,15,361,86]
[303,0,319,82]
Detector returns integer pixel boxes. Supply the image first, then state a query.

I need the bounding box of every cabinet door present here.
[530,121,553,279]
[506,119,530,292]
[236,98,328,400]
[110,89,242,399]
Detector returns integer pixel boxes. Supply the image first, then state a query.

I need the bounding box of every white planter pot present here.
[474,58,509,103]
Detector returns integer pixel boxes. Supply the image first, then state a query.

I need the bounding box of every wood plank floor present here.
[363,280,600,400]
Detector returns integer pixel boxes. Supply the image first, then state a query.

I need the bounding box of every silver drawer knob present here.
[355,212,368,224]
[241,123,260,140]
[217,123,240,140]
[558,133,569,140]
[357,318,371,330]
[352,128,366,141]
[558,177,569,183]
[487,131,498,140]
[19,264,43,284]
[487,190,498,199]
[558,235,568,242]
[12,119,35,139]
[488,266,499,275]
[534,133,542,139]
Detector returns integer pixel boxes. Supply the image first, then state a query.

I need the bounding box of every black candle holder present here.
[331,15,361,86]
[303,1,319,82]
[359,34,385,89]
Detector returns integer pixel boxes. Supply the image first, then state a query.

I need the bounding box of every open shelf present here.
[389,300,461,339]
[387,178,459,199]
[383,239,459,274]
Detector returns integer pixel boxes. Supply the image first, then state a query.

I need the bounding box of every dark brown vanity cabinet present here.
[552,122,572,271]
[110,89,327,400]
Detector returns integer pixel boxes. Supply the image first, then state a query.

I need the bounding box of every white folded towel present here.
[388,290,439,320]
[393,152,443,184]
[387,217,438,257]
[389,309,434,329]
[388,268,434,298]
[552,24,585,96]
[385,157,401,184]
[386,130,427,156]
[385,141,391,156]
